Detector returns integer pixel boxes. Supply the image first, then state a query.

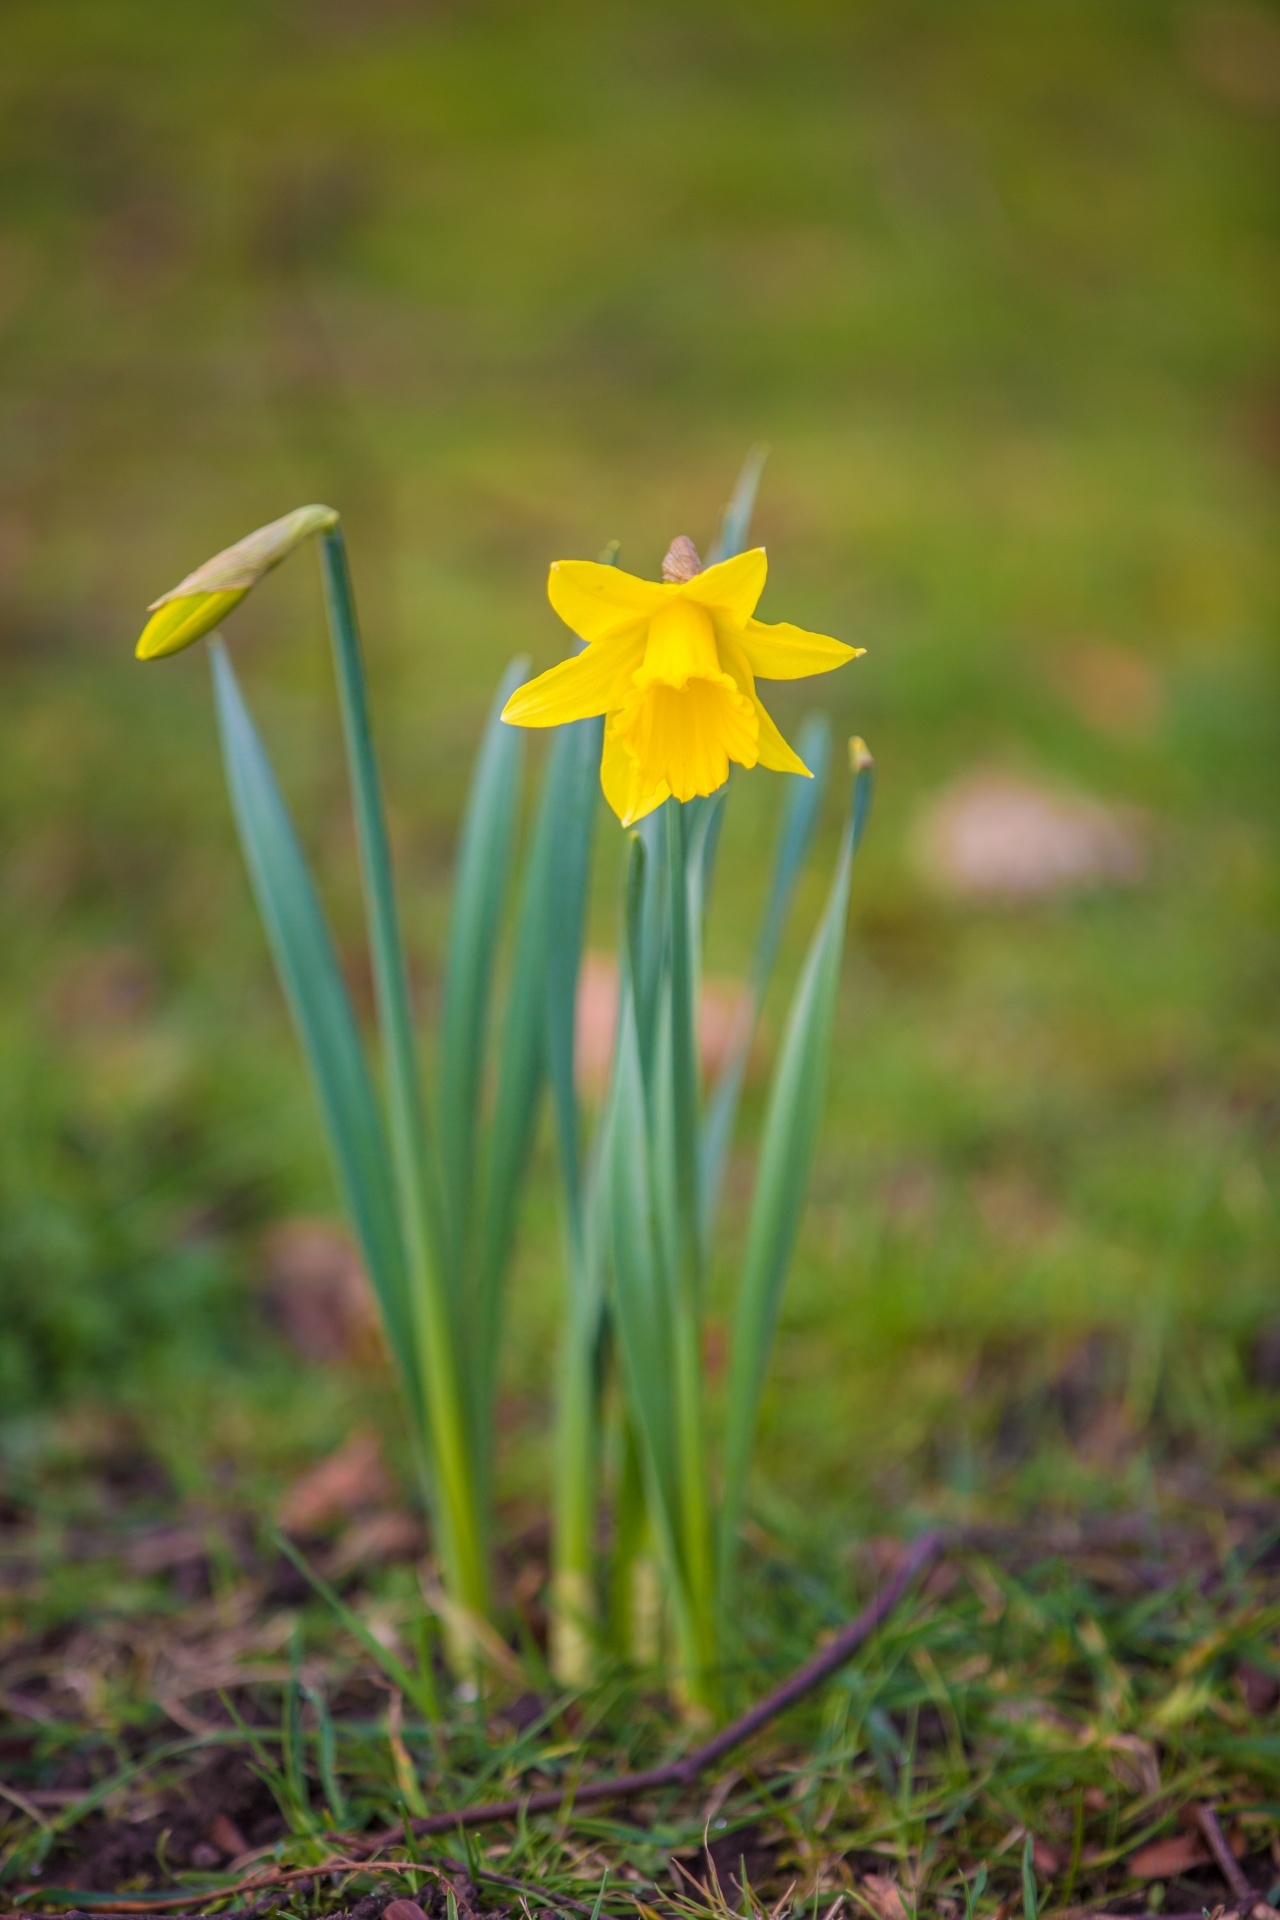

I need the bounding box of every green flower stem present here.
[318,526,489,1627]
[665,801,701,1294]
[664,799,718,1712]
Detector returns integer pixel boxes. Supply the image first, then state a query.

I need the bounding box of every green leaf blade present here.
[475,713,601,1427]
[718,752,874,1586]
[701,712,833,1246]
[209,641,414,1398]
[438,660,528,1285]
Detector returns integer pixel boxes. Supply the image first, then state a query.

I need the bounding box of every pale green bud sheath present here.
[135,504,339,660]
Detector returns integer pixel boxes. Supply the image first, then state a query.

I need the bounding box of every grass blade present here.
[718,743,874,1587]
[272,1533,437,1722]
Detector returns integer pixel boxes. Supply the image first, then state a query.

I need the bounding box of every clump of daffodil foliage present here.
[135,458,870,1709]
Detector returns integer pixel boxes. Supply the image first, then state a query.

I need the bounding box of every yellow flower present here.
[502,542,863,825]
[136,504,338,660]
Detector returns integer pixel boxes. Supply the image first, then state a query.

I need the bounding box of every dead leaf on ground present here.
[261,1219,382,1363]
[858,1875,908,1920]
[51,946,157,1031]
[206,1813,249,1858]
[278,1432,392,1531]
[1103,1731,1162,1799]
[1130,1832,1209,1877]
[126,1527,213,1575]
[1129,1823,1247,1878]
[1183,2,1280,110]
[1031,1838,1063,1875]
[1056,641,1164,742]
[327,1510,423,1575]
[1237,1659,1280,1714]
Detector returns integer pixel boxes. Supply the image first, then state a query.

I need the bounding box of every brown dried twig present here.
[349,1525,946,1852]
[18,1528,943,1918]
[1192,1803,1272,1917]
[18,1851,595,1919]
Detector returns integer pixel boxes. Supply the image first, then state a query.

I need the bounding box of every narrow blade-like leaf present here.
[701,713,832,1246]
[718,748,874,1584]
[544,714,605,1241]
[475,713,602,1428]
[706,444,769,566]
[209,641,413,1396]
[606,979,681,1566]
[438,661,527,1283]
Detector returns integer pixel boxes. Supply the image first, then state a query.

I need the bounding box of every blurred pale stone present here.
[916,771,1144,901]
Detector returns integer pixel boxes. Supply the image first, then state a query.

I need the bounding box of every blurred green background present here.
[2,0,1279,1532]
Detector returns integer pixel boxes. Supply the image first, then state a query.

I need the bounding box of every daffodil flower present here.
[502,539,863,825]
[136,504,338,660]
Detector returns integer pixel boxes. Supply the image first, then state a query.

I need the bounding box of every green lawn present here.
[1,0,1279,1530]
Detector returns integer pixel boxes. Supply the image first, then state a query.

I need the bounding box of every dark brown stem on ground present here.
[350,1526,945,1852]
[21,1530,943,1917]
[1192,1803,1255,1908]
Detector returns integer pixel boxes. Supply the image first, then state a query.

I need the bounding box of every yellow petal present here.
[548,560,667,642]
[716,628,812,778]
[683,547,767,624]
[622,781,671,827]
[135,589,248,660]
[600,726,634,822]
[714,626,757,697]
[751,693,813,776]
[737,617,863,680]
[601,722,669,825]
[613,673,758,810]
[634,597,720,688]
[501,622,646,728]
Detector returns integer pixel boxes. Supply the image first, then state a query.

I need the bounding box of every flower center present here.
[636,596,721,689]
[613,671,759,807]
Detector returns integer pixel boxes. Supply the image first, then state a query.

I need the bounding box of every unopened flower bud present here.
[135,504,338,660]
